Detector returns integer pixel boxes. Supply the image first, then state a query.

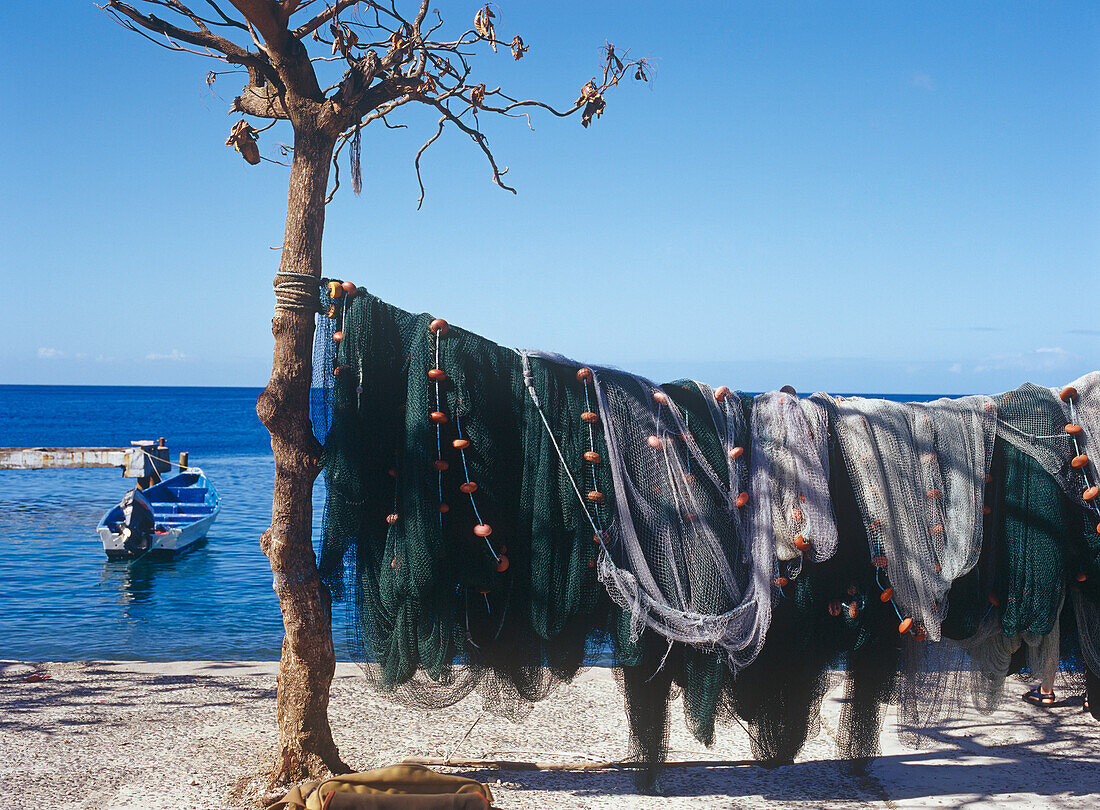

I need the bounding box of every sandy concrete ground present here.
[2,660,1097,810]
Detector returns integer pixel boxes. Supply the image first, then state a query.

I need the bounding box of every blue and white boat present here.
[98,469,220,559]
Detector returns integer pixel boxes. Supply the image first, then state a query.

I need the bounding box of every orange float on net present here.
[647,435,663,449]
[593,532,604,545]
[683,473,696,485]
[914,627,928,642]
[1060,386,1079,403]
[984,473,993,484]
[429,411,448,424]
[452,438,470,450]
[714,386,731,402]
[846,584,858,597]
[390,557,398,569]
[333,365,346,376]
[438,503,450,514]
[495,555,509,573]
[898,618,913,634]
[327,280,344,299]
[326,304,338,318]
[988,592,1000,607]
[927,488,943,500]
[872,555,888,568]
[473,523,492,538]
[983,505,992,515]
[341,281,357,297]
[1072,454,1090,469]
[576,367,593,382]
[1076,572,1088,583]
[828,600,842,617]
[459,481,478,494]
[333,331,344,343]
[1066,423,1084,435]
[587,491,606,504]
[386,513,399,525]
[428,318,450,336]
[930,524,944,536]
[780,385,797,396]
[791,508,804,523]
[587,558,596,568]
[433,460,449,472]
[729,446,744,460]
[584,451,602,463]
[848,602,860,619]
[793,535,811,552]
[735,492,749,508]
[880,587,894,602]
[428,368,447,381]
[774,576,789,588]
[1083,486,1099,502]
[387,468,398,478]
[581,411,600,424]
[653,390,669,406]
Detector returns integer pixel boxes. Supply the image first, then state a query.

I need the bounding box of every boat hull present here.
[98,469,220,559]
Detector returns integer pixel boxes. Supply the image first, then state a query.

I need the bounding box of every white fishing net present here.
[591,368,773,672]
[520,352,773,673]
[749,390,837,579]
[818,394,998,642]
[1053,372,1100,500]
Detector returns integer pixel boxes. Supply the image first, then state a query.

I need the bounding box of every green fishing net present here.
[313,285,1100,791]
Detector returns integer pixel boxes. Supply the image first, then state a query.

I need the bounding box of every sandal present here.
[1024,687,1056,706]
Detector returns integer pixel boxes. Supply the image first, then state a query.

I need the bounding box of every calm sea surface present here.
[0,385,936,662]
[0,385,334,661]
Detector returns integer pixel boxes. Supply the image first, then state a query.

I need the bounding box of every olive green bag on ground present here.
[269,764,493,810]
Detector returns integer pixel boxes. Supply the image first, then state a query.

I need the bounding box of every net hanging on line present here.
[819,393,998,643]
[311,284,1100,791]
[749,390,837,581]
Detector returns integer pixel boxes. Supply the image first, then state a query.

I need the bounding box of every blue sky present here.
[0,1,1097,394]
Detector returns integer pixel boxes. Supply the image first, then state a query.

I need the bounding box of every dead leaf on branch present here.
[604,43,624,72]
[389,25,411,53]
[330,22,358,57]
[635,65,648,81]
[415,75,437,97]
[510,35,528,60]
[226,119,260,165]
[474,5,496,51]
[470,83,486,109]
[205,71,216,90]
[575,79,605,128]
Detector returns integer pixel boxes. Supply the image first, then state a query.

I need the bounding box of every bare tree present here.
[99,0,647,787]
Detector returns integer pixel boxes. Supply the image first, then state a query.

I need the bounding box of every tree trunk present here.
[256,125,348,785]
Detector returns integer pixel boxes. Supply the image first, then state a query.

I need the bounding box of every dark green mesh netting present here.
[313,286,1100,791]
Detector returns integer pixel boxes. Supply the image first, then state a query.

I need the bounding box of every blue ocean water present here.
[0,385,329,661]
[0,385,939,662]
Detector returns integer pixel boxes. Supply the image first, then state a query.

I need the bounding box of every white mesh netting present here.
[521,352,774,673]
[819,394,998,642]
[749,390,837,579]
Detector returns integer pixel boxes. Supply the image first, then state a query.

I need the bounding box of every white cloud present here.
[37,347,64,359]
[972,347,1075,374]
[948,362,963,374]
[910,72,935,91]
[145,349,189,362]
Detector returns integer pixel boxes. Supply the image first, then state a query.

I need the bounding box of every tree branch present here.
[291,0,363,40]
[232,83,291,118]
